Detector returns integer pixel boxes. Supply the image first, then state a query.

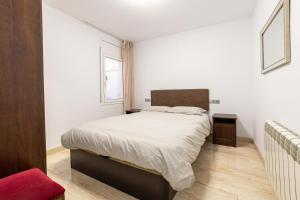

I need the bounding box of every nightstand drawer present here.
[214,123,236,141]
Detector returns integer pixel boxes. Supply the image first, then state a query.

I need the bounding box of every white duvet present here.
[61,111,210,191]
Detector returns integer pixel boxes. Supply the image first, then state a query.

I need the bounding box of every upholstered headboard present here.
[151,89,209,111]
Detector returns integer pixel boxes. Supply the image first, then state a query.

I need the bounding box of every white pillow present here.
[142,106,170,113]
[167,106,207,115]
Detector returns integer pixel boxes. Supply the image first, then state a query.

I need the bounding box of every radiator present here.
[265,121,300,200]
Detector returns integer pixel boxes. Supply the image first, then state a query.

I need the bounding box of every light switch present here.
[210,99,220,104]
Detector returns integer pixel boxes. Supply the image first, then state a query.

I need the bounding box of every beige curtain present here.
[122,41,135,112]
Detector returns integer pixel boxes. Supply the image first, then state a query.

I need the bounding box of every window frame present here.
[101,54,124,105]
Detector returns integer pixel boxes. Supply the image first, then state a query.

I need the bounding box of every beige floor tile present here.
[47,140,277,200]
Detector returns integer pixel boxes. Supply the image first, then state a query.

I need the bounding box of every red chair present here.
[0,168,65,200]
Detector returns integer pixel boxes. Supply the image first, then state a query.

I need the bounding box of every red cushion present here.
[0,168,65,200]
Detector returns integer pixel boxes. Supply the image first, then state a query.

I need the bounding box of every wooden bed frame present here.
[70,89,209,200]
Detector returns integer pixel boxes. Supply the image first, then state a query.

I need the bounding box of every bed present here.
[61,89,210,200]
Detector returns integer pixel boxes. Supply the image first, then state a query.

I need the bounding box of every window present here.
[103,56,123,103]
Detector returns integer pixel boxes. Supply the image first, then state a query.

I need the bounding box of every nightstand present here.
[213,113,237,147]
[125,109,141,114]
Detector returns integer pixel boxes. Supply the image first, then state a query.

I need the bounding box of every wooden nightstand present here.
[213,113,237,147]
[125,109,141,114]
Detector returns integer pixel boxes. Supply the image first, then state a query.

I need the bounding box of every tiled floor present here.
[47,140,277,200]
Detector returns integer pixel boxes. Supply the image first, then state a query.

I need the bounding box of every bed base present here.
[70,149,177,200]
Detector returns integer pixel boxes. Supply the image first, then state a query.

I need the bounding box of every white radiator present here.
[265,121,300,200]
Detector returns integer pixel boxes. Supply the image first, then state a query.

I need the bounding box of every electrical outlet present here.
[210,99,220,104]
[145,98,151,102]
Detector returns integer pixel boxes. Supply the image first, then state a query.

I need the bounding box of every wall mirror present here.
[260,0,290,74]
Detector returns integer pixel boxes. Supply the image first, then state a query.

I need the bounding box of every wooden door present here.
[0,0,46,177]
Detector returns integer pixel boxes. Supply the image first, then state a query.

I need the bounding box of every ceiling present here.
[45,0,257,41]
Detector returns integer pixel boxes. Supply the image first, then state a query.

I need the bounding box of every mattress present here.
[61,111,210,191]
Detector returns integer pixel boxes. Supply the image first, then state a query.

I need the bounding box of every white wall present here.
[134,18,254,138]
[252,0,300,155]
[43,4,123,149]
[43,0,300,155]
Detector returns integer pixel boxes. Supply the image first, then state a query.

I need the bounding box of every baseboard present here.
[237,136,253,143]
[253,140,265,166]
[47,146,66,156]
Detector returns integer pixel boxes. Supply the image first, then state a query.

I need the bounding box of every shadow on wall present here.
[236,119,251,140]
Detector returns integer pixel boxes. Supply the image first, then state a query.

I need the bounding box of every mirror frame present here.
[260,0,291,74]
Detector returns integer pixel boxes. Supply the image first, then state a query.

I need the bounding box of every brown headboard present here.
[151,89,209,111]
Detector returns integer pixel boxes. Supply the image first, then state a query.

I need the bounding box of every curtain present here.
[122,41,135,112]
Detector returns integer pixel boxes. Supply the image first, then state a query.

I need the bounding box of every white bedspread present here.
[61,111,210,191]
